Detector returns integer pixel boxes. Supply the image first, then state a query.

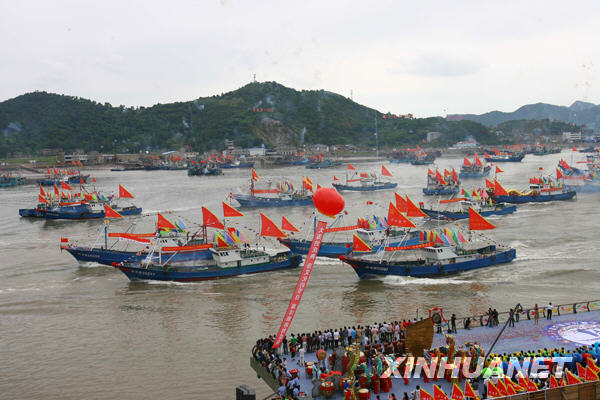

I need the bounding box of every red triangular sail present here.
[157,213,177,230]
[352,234,372,252]
[405,195,428,218]
[494,180,509,196]
[381,165,392,177]
[388,202,416,228]
[104,204,123,218]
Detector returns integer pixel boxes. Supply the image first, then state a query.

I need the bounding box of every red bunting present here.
[251,169,259,181]
[469,207,496,230]
[556,168,563,179]
[586,365,600,382]
[381,165,392,177]
[420,388,434,400]
[119,184,134,198]
[223,202,244,217]
[434,385,449,400]
[450,383,464,400]
[104,204,123,218]
[260,213,286,238]
[464,380,480,400]
[566,370,582,385]
[281,216,299,232]
[202,207,225,229]
[486,382,501,398]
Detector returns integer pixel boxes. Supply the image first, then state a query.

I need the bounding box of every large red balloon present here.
[313,187,345,217]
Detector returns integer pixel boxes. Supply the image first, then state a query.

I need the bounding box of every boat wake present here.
[379,276,471,286]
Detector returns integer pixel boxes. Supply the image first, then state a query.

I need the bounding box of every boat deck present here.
[251,308,600,399]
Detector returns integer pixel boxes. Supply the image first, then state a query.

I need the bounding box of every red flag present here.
[222,202,244,217]
[260,213,286,238]
[496,380,508,396]
[556,168,563,179]
[71,160,76,166]
[202,207,225,229]
[281,216,300,232]
[586,365,599,382]
[381,165,392,177]
[79,178,84,184]
[54,183,59,196]
[104,204,123,218]
[61,181,72,190]
[38,194,48,203]
[577,363,587,379]
[46,167,50,174]
[352,234,372,252]
[216,235,229,248]
[463,157,472,167]
[494,180,509,196]
[251,169,259,181]
[572,146,578,152]
[60,237,69,243]
[405,195,427,218]
[92,178,96,183]
[420,388,434,400]
[333,175,339,181]
[428,168,434,176]
[486,382,501,398]
[495,165,503,173]
[53,167,58,174]
[119,185,134,198]
[452,169,458,182]
[560,159,571,170]
[474,154,482,167]
[347,163,355,170]
[39,184,46,196]
[525,378,538,392]
[388,202,416,228]
[157,213,177,230]
[395,192,407,213]
[485,178,494,188]
[469,207,496,230]
[435,169,443,182]
[450,383,464,400]
[549,376,559,389]
[485,152,491,158]
[434,385,449,400]
[464,380,480,400]
[77,160,82,167]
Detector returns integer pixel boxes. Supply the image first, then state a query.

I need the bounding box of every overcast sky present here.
[1,0,599,116]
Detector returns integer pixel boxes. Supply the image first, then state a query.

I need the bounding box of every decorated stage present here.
[251,308,600,399]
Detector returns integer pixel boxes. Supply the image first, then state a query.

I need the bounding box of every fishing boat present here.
[489,179,576,204]
[341,241,516,278]
[114,247,302,281]
[421,198,516,220]
[280,225,422,258]
[231,172,312,208]
[332,168,397,192]
[219,161,254,169]
[38,173,90,186]
[187,164,222,176]
[275,158,309,166]
[0,173,26,188]
[459,154,490,178]
[484,152,524,162]
[305,159,342,169]
[422,168,459,196]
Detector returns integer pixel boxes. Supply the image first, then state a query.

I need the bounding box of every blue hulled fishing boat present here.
[220,161,254,169]
[0,174,26,188]
[421,199,516,220]
[114,248,302,282]
[422,168,460,196]
[232,173,313,208]
[341,241,516,278]
[484,152,524,162]
[333,166,397,192]
[305,159,342,169]
[490,179,576,204]
[42,203,142,220]
[459,154,490,178]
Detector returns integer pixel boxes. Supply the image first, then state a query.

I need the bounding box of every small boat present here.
[305,159,342,169]
[421,199,516,220]
[333,172,397,192]
[459,154,490,178]
[21,202,142,220]
[219,161,254,169]
[340,240,516,278]
[38,173,90,186]
[187,164,222,176]
[114,247,302,281]
[276,158,309,166]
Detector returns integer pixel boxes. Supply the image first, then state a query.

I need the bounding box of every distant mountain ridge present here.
[462,100,600,128]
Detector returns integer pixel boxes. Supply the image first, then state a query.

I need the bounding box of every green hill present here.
[0,81,498,156]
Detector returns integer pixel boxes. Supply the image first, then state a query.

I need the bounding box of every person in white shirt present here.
[546,302,553,320]
[298,346,305,366]
[333,329,340,348]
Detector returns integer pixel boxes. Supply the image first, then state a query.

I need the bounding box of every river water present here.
[1,153,597,399]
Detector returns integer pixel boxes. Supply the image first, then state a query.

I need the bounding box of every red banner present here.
[272,220,327,348]
[252,189,280,194]
[385,242,434,251]
[324,225,360,233]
